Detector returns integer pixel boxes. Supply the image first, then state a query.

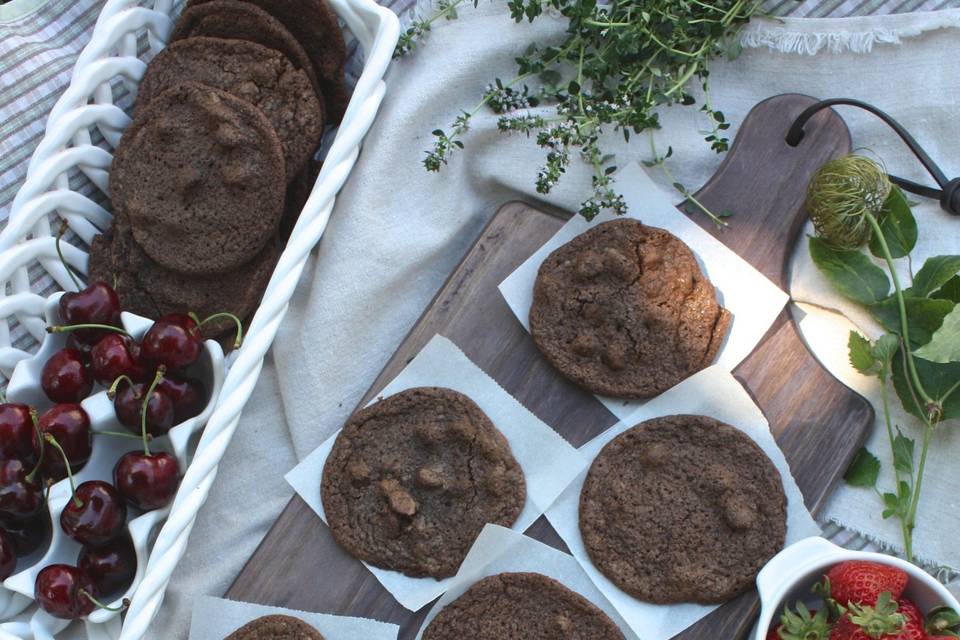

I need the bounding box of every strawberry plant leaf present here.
[869,188,917,260]
[914,303,960,364]
[848,331,877,374]
[934,275,960,303]
[809,236,890,305]
[869,296,953,348]
[892,344,960,421]
[912,255,960,298]
[845,447,880,488]
[892,429,915,475]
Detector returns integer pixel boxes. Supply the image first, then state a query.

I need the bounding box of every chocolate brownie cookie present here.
[422,572,625,639]
[321,387,526,579]
[186,0,349,122]
[225,614,323,639]
[579,415,787,604]
[529,218,731,399]
[91,215,276,340]
[169,0,322,101]
[111,82,285,274]
[135,37,323,180]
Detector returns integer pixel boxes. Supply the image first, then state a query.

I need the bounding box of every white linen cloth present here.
[133,3,960,637]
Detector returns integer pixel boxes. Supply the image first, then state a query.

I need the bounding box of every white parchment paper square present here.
[187,596,399,639]
[546,365,821,640]
[286,334,588,611]
[415,524,640,640]
[498,162,789,420]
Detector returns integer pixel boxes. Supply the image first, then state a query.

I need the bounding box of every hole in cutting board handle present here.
[785,97,960,215]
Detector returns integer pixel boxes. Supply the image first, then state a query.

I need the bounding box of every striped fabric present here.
[768,0,960,16]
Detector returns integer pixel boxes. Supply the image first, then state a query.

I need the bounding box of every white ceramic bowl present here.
[755,536,960,639]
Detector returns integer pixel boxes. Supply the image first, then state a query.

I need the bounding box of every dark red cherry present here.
[3,512,50,556]
[0,403,37,463]
[65,334,93,364]
[157,376,206,423]
[0,459,44,524]
[58,282,121,347]
[90,335,150,385]
[60,481,126,547]
[140,314,202,371]
[35,564,98,619]
[35,404,92,481]
[0,530,15,580]
[41,349,93,404]
[114,452,179,511]
[78,535,136,595]
[113,384,174,437]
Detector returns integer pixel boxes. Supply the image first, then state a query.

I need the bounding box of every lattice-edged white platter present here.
[0,0,400,637]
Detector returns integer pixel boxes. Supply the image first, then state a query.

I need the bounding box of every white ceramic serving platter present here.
[0,0,400,636]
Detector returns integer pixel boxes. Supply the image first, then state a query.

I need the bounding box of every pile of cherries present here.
[0,278,215,620]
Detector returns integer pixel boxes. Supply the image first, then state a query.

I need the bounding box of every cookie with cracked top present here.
[111,82,285,275]
[224,614,323,639]
[185,0,349,123]
[169,0,322,102]
[529,218,731,399]
[422,572,625,639]
[135,36,323,181]
[321,387,525,579]
[579,414,787,604]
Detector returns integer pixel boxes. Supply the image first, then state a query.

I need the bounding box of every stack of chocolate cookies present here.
[92,0,346,344]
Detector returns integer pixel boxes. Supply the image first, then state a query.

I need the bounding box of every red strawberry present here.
[829,595,925,640]
[826,561,909,607]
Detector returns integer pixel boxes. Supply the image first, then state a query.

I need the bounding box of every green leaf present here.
[845,447,880,488]
[809,236,890,305]
[892,345,960,421]
[873,333,901,364]
[869,188,917,260]
[869,296,954,348]
[934,275,960,303]
[848,331,877,374]
[912,255,960,298]
[915,303,960,363]
[892,429,915,475]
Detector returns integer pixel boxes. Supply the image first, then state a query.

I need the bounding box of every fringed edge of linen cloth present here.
[741,8,960,55]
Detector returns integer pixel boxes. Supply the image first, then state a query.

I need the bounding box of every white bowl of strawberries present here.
[0,276,224,637]
[757,536,960,640]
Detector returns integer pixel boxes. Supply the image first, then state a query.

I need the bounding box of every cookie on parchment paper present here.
[579,414,787,605]
[321,387,526,579]
[224,614,324,640]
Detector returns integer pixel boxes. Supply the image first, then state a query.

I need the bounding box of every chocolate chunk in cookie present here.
[321,387,526,579]
[529,218,731,399]
[225,614,323,639]
[422,572,625,639]
[579,414,787,604]
[186,0,348,123]
[170,0,322,102]
[135,37,323,180]
[111,82,285,274]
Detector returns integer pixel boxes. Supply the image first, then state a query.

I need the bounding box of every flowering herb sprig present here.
[396,0,765,221]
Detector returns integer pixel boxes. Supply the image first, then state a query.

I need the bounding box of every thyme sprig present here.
[397,0,764,220]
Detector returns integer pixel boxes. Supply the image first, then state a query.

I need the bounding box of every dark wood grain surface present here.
[225,94,874,639]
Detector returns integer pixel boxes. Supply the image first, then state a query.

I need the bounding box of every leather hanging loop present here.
[786,97,960,216]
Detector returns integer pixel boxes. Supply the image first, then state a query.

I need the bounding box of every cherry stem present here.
[95,430,152,442]
[78,591,129,612]
[47,323,130,338]
[55,220,82,292]
[198,312,244,349]
[44,434,81,508]
[0,387,6,403]
[107,374,136,400]
[26,409,45,482]
[140,366,165,456]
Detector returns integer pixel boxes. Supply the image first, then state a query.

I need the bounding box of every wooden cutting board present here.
[225,94,874,639]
